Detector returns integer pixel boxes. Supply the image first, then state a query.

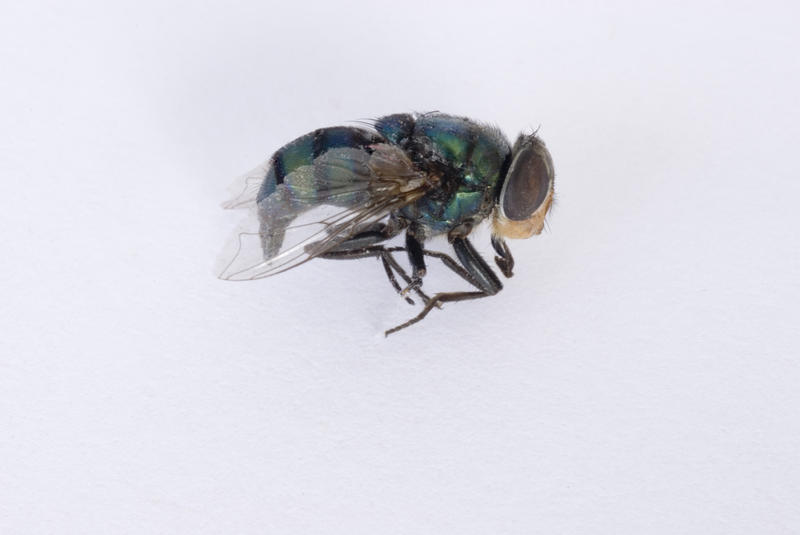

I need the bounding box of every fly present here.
[219,112,555,336]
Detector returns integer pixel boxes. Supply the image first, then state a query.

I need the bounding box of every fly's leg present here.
[385,291,488,336]
[385,237,503,336]
[325,224,394,252]
[401,227,427,297]
[414,250,477,286]
[323,246,435,306]
[320,223,432,306]
[491,235,515,278]
[332,247,411,303]
[415,241,503,293]
[378,249,412,304]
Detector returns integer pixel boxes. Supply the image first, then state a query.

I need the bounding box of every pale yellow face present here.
[492,135,555,240]
[493,187,554,238]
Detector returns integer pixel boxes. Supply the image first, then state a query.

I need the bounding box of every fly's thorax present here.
[492,134,555,239]
[388,113,512,236]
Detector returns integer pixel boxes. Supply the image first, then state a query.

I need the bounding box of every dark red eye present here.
[501,138,553,221]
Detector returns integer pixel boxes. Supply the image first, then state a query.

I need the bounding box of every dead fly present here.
[219,112,555,336]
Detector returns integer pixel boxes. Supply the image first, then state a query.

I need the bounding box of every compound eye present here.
[501,139,553,221]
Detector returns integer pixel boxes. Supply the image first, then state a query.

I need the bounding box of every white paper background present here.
[1,1,799,533]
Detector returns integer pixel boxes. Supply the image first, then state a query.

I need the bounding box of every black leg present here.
[323,227,506,335]
[491,235,514,278]
[405,227,427,278]
[401,227,427,297]
[385,237,503,336]
[327,223,398,252]
[321,223,423,305]
[452,237,503,295]
[322,245,434,306]
[414,249,481,289]
[379,253,408,301]
[385,291,487,336]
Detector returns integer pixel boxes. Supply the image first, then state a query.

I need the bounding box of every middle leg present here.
[322,245,434,306]
[401,225,427,297]
[321,221,429,305]
[385,237,504,335]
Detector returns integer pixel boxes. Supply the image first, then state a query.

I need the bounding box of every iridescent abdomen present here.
[256,126,383,205]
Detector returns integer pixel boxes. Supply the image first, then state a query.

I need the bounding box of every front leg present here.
[453,237,503,295]
[491,235,514,278]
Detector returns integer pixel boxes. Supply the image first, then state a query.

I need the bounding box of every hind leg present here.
[321,223,433,306]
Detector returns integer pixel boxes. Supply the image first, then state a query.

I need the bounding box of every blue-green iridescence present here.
[374,114,415,145]
[396,115,511,233]
[257,127,382,203]
[258,114,511,237]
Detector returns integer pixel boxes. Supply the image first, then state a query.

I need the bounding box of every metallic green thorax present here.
[377,114,511,235]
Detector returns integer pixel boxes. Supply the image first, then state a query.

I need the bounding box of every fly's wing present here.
[218,143,430,281]
[222,160,271,210]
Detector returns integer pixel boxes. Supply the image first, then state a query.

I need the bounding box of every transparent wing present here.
[221,160,271,210]
[218,144,430,281]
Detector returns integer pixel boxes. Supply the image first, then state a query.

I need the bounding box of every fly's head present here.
[492,134,555,239]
